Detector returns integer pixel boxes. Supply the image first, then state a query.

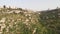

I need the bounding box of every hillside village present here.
[0,5,60,34]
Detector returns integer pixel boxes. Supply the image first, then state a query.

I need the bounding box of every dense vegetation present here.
[0,6,60,34]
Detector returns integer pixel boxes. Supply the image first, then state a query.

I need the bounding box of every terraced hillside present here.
[0,7,58,34]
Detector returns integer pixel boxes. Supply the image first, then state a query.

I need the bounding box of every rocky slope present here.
[0,7,59,34]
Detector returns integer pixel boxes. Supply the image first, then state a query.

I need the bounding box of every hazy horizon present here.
[0,0,60,11]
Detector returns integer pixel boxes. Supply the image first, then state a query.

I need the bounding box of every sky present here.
[0,0,60,11]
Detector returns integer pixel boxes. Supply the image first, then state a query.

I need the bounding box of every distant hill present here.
[38,8,60,34]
